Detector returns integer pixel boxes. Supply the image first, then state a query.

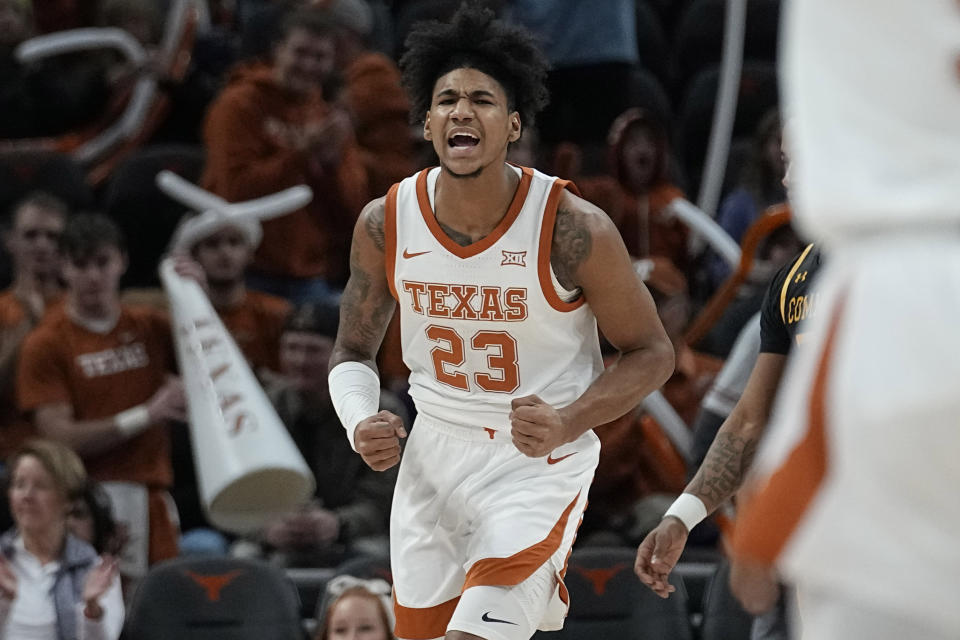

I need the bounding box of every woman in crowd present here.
[0,440,122,639]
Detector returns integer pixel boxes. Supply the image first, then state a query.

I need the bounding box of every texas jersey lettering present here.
[385,165,604,432]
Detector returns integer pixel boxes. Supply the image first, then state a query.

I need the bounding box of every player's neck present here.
[434,162,519,239]
[208,280,246,309]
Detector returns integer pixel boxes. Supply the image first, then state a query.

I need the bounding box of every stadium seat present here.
[0,149,94,215]
[625,66,674,132]
[102,144,204,287]
[672,0,782,95]
[700,560,755,640]
[675,61,779,198]
[534,546,693,640]
[123,556,306,639]
[635,2,671,86]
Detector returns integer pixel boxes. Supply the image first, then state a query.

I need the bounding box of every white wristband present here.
[115,405,151,437]
[328,362,380,452]
[663,493,708,532]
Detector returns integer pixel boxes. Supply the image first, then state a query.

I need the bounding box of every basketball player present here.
[634,240,820,637]
[729,2,960,639]
[327,6,675,640]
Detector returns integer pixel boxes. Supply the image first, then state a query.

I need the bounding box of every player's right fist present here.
[354,411,406,471]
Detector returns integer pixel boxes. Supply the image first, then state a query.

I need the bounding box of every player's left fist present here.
[509,395,574,458]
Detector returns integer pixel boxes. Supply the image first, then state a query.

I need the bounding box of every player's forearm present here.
[685,411,764,514]
[559,341,675,440]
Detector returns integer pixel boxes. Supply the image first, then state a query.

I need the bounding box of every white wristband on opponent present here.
[663,493,708,532]
[115,405,151,437]
[328,362,380,452]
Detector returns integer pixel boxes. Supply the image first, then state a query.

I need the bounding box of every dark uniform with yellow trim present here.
[760,244,823,355]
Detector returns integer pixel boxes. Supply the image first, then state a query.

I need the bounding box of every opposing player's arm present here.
[329,197,396,371]
[551,190,675,436]
[685,352,786,513]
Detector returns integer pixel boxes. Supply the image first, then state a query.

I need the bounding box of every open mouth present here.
[448,133,480,148]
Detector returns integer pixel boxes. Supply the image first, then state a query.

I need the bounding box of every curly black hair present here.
[399,3,550,128]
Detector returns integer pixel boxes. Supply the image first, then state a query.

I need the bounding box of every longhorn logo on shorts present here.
[501,250,526,267]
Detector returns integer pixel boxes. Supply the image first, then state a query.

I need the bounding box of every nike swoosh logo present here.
[402,249,431,259]
[546,452,577,465]
[481,612,518,625]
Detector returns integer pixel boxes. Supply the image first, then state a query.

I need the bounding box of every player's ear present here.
[423,112,433,141]
[508,112,521,143]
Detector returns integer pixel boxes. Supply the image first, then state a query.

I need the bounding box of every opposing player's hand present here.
[634,516,688,597]
[146,376,187,423]
[730,559,781,615]
[355,411,406,471]
[509,395,574,458]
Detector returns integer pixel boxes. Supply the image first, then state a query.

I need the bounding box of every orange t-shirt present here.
[0,290,66,458]
[216,290,290,374]
[16,305,175,487]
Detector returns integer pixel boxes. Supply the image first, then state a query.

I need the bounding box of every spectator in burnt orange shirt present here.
[17,214,187,579]
[170,209,290,376]
[202,7,368,304]
[0,192,67,458]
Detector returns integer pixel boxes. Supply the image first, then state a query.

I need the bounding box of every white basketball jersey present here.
[384,165,604,432]
[783,0,960,240]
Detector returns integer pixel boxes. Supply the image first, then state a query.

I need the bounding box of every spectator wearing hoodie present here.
[202,7,368,304]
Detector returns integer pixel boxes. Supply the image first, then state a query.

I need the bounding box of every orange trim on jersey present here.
[556,499,587,607]
[393,593,460,640]
[731,299,846,566]
[416,166,533,259]
[538,180,586,312]
[384,183,400,301]
[462,491,580,590]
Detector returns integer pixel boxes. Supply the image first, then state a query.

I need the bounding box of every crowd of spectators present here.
[0,0,793,635]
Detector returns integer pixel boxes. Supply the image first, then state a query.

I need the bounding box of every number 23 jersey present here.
[385,165,604,432]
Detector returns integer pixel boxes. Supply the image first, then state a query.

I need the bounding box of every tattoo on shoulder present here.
[365,205,386,252]
[551,206,592,290]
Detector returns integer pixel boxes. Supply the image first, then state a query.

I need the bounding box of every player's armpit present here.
[330,197,396,370]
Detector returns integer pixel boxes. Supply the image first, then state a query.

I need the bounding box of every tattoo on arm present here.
[333,236,395,364]
[551,206,593,291]
[437,220,475,248]
[365,205,386,251]
[688,431,760,509]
